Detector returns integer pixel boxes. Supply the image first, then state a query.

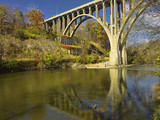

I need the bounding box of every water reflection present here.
[0,68,159,120]
[47,69,156,120]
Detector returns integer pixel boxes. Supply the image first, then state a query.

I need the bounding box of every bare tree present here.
[130,0,160,41]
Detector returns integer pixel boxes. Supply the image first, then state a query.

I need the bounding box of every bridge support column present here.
[45,23,49,32]
[95,4,99,18]
[114,0,117,34]
[121,45,127,65]
[56,19,59,33]
[70,13,75,34]
[57,18,61,34]
[103,2,106,25]
[89,7,92,15]
[60,18,62,34]
[62,16,65,32]
[52,20,56,32]
[109,0,120,66]
[109,36,120,66]
[67,15,71,35]
[55,20,57,33]
[110,0,113,35]
[83,9,85,14]
[77,11,80,16]
[72,13,75,20]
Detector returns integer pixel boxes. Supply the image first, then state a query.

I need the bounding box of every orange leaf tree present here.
[25,9,44,31]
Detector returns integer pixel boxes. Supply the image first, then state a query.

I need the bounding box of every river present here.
[0,65,159,120]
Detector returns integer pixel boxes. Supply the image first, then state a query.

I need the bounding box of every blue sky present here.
[0,0,94,19]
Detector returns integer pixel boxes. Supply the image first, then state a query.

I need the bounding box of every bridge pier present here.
[109,36,120,66]
[52,20,56,32]
[89,7,92,15]
[121,45,127,65]
[103,2,106,25]
[95,4,99,18]
[62,16,65,32]
[45,23,49,32]
[57,18,61,34]
[67,15,71,35]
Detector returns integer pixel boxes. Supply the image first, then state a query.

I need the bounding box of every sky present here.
[0,0,94,19]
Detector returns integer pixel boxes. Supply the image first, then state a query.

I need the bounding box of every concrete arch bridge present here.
[44,0,156,66]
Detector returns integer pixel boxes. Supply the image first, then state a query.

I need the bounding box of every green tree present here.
[14,10,25,29]
[85,20,96,42]
[95,23,110,49]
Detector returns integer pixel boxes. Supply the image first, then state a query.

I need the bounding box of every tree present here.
[25,9,44,30]
[95,23,110,49]
[129,0,160,41]
[85,20,96,42]
[0,5,6,34]
[14,10,25,29]
[4,4,15,34]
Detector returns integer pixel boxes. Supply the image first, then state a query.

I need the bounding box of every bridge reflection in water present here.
[47,69,153,120]
[0,68,157,120]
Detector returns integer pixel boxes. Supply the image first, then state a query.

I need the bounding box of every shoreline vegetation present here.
[0,35,108,73]
[0,34,160,73]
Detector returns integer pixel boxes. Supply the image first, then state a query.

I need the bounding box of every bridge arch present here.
[44,0,158,66]
[63,14,111,42]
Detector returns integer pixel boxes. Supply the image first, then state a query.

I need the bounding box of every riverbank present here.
[84,62,135,69]
[0,59,158,73]
[0,58,78,73]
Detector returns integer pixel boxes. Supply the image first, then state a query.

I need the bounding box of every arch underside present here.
[63,0,156,48]
[63,14,111,42]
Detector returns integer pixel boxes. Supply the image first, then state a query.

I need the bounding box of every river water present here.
[0,65,159,120]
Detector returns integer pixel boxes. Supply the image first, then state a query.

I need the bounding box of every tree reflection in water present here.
[48,69,154,120]
[0,68,158,120]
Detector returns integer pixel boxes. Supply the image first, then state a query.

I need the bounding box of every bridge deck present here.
[45,0,111,22]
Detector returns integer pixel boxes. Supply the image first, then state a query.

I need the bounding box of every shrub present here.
[37,61,46,70]
[24,29,42,39]
[5,59,18,72]
[46,31,57,40]
[43,50,67,68]
[14,29,29,40]
[78,53,101,64]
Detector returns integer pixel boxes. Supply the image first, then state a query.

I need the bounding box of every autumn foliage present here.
[25,9,44,30]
